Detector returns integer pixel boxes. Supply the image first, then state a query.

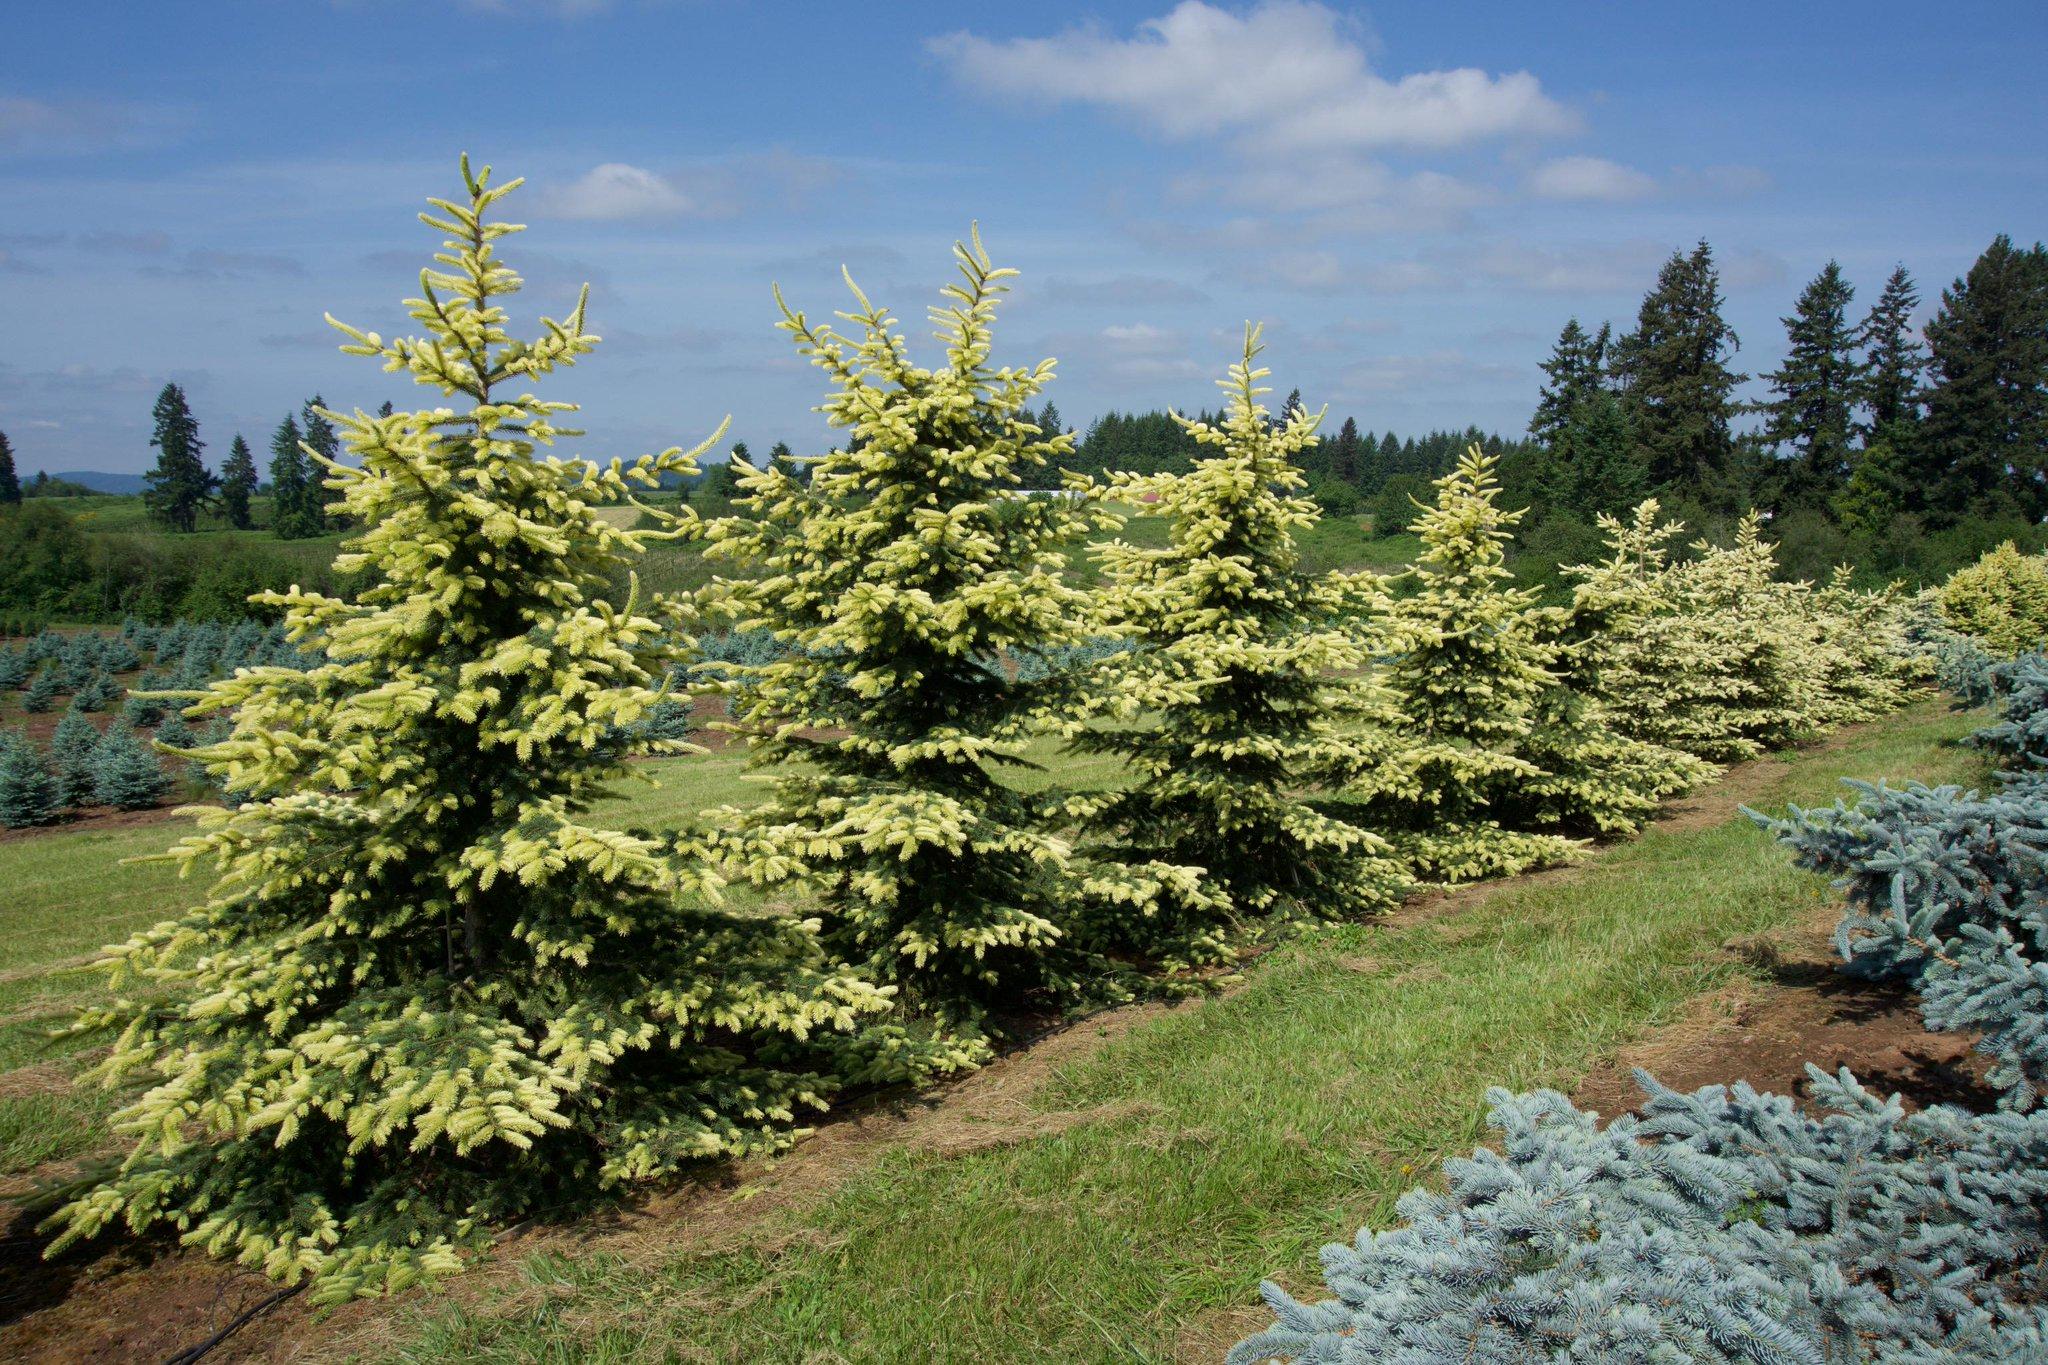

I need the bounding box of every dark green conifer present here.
[142,382,217,532]
[1916,235,2048,523]
[1611,243,1747,505]
[219,433,258,530]
[1761,261,1862,504]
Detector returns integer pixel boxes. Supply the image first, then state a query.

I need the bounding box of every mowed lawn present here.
[348,701,1987,1365]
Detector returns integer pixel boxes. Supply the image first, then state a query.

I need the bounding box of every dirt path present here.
[0,705,1975,1364]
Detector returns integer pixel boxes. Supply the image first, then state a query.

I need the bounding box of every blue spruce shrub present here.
[48,710,101,807]
[89,723,171,810]
[1231,1069,2048,1365]
[21,670,57,713]
[0,731,62,828]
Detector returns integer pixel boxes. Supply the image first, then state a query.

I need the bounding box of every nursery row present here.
[25,163,1962,1309]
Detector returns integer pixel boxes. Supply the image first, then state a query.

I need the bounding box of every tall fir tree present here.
[268,413,319,539]
[0,428,20,505]
[1529,318,1610,448]
[297,394,340,533]
[1761,261,1862,505]
[218,432,258,529]
[1859,265,1925,433]
[1548,390,1646,519]
[765,439,801,482]
[142,381,216,532]
[700,229,1133,1051]
[43,159,888,1301]
[1328,415,1364,483]
[1343,449,1579,883]
[1611,242,1747,505]
[1915,235,2048,524]
[1073,327,1410,952]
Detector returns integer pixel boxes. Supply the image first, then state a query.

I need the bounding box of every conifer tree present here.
[44,159,889,1301]
[766,439,801,483]
[700,229,1120,1046]
[1611,243,1747,504]
[1328,415,1363,484]
[1504,514,1718,838]
[297,395,340,533]
[1528,318,1610,448]
[1344,449,1578,882]
[1858,265,1925,434]
[1074,327,1409,947]
[1916,235,2048,523]
[0,730,60,827]
[1761,261,1861,504]
[0,428,20,505]
[89,721,169,810]
[142,381,217,532]
[267,414,318,539]
[1547,390,1645,518]
[49,708,100,806]
[21,669,56,713]
[219,432,258,530]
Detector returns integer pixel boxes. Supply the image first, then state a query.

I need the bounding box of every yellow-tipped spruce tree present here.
[1503,503,1719,836]
[43,161,888,1301]
[1343,448,1579,882]
[701,231,1147,1052]
[1071,327,1409,951]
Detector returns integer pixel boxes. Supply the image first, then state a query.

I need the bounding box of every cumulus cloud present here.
[536,163,697,220]
[1525,155,1656,202]
[929,2,1575,153]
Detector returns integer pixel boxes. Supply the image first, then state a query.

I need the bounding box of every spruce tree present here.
[1074,327,1409,948]
[142,381,217,532]
[1916,235,2048,523]
[1529,318,1610,448]
[700,229,1121,1046]
[267,413,315,537]
[89,722,169,810]
[297,395,340,533]
[0,428,20,505]
[1344,449,1579,882]
[1611,243,1747,505]
[219,432,258,530]
[49,708,100,806]
[1328,415,1363,484]
[1859,265,1925,434]
[21,669,57,713]
[43,159,888,1301]
[766,439,801,483]
[1761,261,1861,505]
[0,730,60,827]
[1548,390,1645,518]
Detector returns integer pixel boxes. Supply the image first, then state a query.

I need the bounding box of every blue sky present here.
[1,0,2043,476]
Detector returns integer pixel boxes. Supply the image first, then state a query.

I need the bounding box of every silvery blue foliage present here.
[1230,1070,2048,1365]
[1752,781,2048,1110]
[1968,655,2048,793]
[1930,634,2008,710]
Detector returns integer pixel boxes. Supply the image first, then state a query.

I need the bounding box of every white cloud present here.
[537,163,696,220]
[929,2,1575,154]
[1525,155,1656,202]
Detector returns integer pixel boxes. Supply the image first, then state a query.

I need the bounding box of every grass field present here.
[293,700,1978,1364]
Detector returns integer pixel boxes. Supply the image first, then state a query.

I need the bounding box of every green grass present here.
[356,702,1989,1365]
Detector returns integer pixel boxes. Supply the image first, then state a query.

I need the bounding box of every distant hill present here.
[47,471,149,494]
